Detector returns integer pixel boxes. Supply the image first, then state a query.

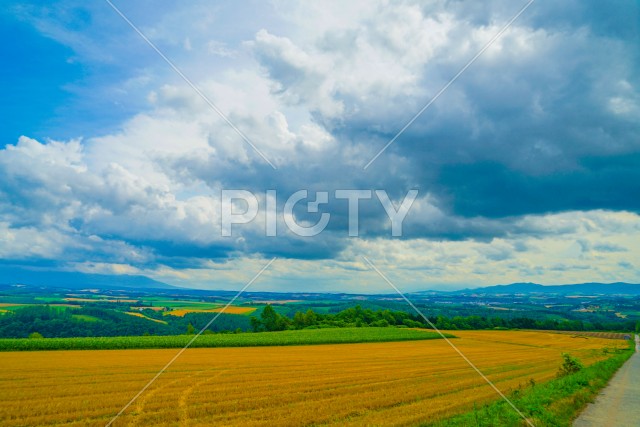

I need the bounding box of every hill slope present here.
[452,282,640,295]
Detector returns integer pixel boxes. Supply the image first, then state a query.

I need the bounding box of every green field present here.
[148,300,219,309]
[70,314,100,322]
[0,304,79,312]
[144,297,233,308]
[0,327,449,351]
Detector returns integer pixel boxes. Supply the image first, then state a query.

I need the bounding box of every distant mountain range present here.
[1,265,639,296]
[0,266,175,290]
[447,282,640,295]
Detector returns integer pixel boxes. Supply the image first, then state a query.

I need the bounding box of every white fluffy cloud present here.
[1,0,639,290]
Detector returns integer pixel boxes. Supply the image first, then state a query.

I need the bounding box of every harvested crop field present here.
[0,330,627,426]
[547,330,633,340]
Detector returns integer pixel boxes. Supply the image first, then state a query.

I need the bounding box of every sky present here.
[1,0,639,293]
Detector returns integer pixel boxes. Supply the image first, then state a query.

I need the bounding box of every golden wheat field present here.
[163,306,257,317]
[0,331,626,426]
[547,330,633,340]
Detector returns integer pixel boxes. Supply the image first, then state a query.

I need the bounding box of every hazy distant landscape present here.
[1,278,640,341]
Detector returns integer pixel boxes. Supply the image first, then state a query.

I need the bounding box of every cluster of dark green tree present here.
[0,305,250,338]
[430,314,639,332]
[250,304,428,331]
[249,304,640,333]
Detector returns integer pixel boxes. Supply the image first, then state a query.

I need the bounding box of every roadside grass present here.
[0,327,450,351]
[433,343,634,427]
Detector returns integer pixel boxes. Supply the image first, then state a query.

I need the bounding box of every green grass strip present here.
[0,327,450,351]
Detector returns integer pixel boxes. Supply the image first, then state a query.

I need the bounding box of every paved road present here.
[573,335,640,427]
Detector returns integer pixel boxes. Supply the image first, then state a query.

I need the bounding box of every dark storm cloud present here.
[435,153,640,218]
[249,0,640,225]
[198,0,637,253]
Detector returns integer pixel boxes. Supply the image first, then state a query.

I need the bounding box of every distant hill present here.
[451,282,640,295]
[0,266,175,290]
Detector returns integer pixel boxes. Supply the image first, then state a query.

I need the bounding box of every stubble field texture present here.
[0,330,628,426]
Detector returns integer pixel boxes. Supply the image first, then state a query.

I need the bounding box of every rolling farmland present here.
[0,330,628,426]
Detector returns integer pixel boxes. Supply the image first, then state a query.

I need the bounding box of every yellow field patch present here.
[0,330,627,426]
[164,306,256,316]
[215,306,256,315]
[124,312,168,324]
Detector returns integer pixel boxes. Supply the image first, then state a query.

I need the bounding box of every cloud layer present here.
[1,0,639,290]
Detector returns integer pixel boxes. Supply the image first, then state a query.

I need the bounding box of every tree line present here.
[0,304,637,338]
[249,304,639,333]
